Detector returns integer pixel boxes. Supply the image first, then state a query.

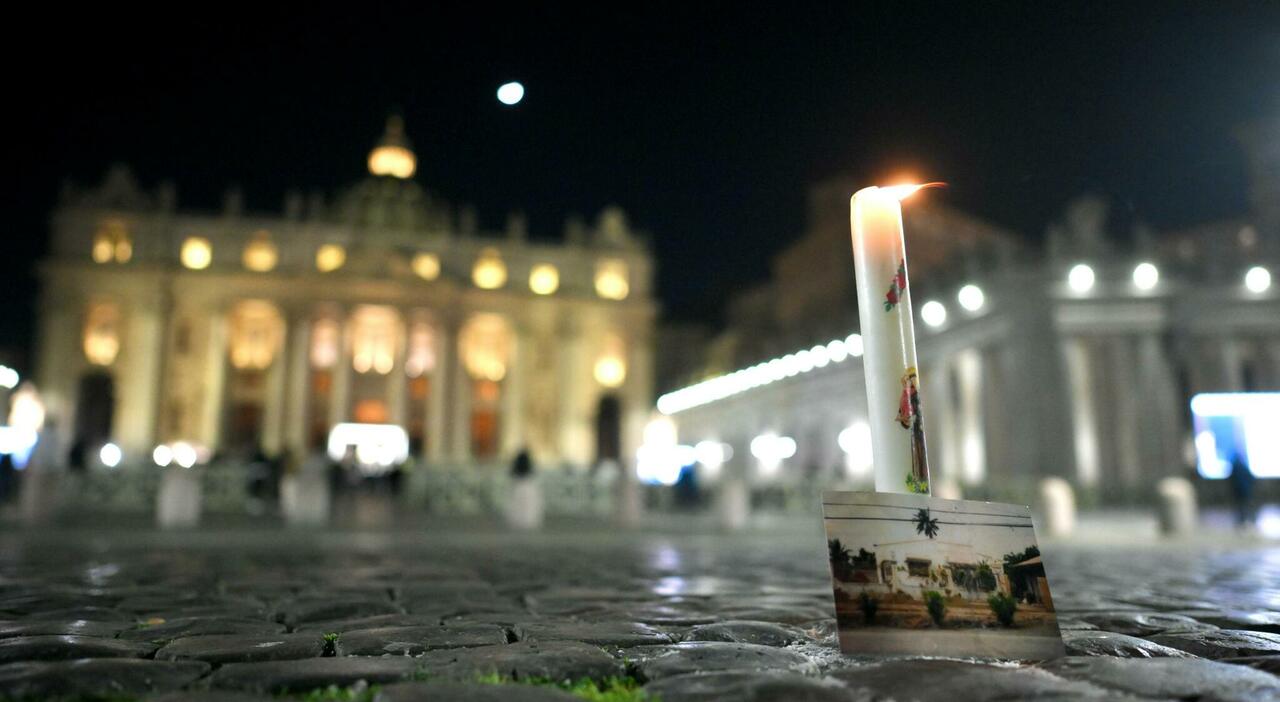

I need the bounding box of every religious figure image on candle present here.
[896,367,930,494]
[883,260,907,311]
[823,491,1064,660]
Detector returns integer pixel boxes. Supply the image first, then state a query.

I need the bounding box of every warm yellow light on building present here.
[181,237,212,270]
[405,322,437,378]
[412,252,441,280]
[472,249,507,289]
[367,116,416,179]
[460,314,512,382]
[242,232,278,272]
[351,306,399,375]
[92,219,131,264]
[228,301,283,370]
[528,263,560,295]
[316,244,346,273]
[595,259,630,300]
[593,333,627,388]
[309,318,340,369]
[83,302,121,366]
[92,236,114,264]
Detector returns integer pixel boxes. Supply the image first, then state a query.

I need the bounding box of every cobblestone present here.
[0,527,1275,700]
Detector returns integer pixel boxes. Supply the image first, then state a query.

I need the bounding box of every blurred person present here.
[1228,451,1256,529]
[507,448,543,529]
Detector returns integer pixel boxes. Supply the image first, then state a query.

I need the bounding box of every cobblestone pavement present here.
[0,525,1277,701]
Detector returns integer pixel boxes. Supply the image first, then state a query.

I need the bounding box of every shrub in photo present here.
[988,592,1018,627]
[858,591,879,624]
[923,590,946,626]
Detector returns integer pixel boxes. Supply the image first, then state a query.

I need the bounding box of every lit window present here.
[181,237,212,270]
[351,306,399,375]
[83,302,121,366]
[593,333,627,388]
[405,322,436,378]
[242,231,278,272]
[595,259,630,300]
[309,318,340,369]
[412,252,441,280]
[529,263,560,295]
[316,244,346,273]
[228,301,283,370]
[459,314,513,381]
[472,249,507,289]
[92,219,131,264]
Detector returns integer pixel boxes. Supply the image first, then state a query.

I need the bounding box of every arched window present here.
[92,219,131,264]
[459,314,513,382]
[593,332,627,388]
[405,321,436,378]
[351,306,399,375]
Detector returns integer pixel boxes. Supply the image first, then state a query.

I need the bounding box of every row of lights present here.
[656,334,866,415]
[1066,262,1272,295]
[92,441,206,469]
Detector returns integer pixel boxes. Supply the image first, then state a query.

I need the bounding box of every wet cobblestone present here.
[0,528,1275,700]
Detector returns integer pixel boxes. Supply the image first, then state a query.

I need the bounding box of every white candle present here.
[850,185,931,495]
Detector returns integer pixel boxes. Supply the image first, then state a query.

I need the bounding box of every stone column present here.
[621,324,655,465]
[1108,337,1142,490]
[1136,334,1182,478]
[115,296,166,456]
[283,313,312,456]
[924,356,959,489]
[199,308,228,451]
[34,292,82,437]
[1219,338,1246,392]
[260,314,289,456]
[500,324,528,457]
[427,320,450,463]
[447,315,472,462]
[1062,337,1100,488]
[388,311,408,428]
[329,309,352,428]
[556,312,590,466]
[956,348,986,487]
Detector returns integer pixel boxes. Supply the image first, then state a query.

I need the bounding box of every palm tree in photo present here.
[913,508,940,539]
[828,538,852,580]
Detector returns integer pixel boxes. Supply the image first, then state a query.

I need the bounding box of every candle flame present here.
[879,182,946,201]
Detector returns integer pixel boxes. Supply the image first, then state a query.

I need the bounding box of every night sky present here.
[6,2,1278,359]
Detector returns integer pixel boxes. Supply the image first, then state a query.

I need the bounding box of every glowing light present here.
[99,442,122,468]
[228,301,283,371]
[877,182,944,201]
[497,81,525,106]
[92,236,114,264]
[838,422,874,477]
[472,249,508,289]
[528,263,560,295]
[412,252,441,281]
[637,415,691,486]
[242,232,278,272]
[957,284,985,312]
[171,442,198,469]
[0,365,18,390]
[1191,392,1280,479]
[316,244,346,273]
[1245,266,1272,294]
[404,322,436,378]
[350,306,399,375]
[327,423,409,470]
[92,220,131,264]
[152,444,173,467]
[594,357,626,388]
[595,260,630,300]
[845,334,864,357]
[750,432,796,477]
[83,303,121,367]
[920,300,947,328]
[367,116,416,179]
[0,426,37,463]
[8,383,45,432]
[810,344,830,368]
[181,237,212,270]
[1068,263,1095,293]
[826,339,848,363]
[460,314,513,382]
[1132,262,1159,291]
[309,318,340,369]
[694,440,729,471]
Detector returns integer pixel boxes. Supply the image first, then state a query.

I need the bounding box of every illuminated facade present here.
[661,121,1280,502]
[36,119,656,468]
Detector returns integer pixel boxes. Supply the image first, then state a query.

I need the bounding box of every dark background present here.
[5,2,1278,358]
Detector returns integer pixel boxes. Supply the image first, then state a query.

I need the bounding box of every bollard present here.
[156,468,201,529]
[718,477,750,531]
[1038,477,1076,538]
[281,471,331,527]
[1156,476,1198,536]
[507,476,544,530]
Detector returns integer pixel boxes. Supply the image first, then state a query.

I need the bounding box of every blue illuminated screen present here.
[1190,393,1280,479]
